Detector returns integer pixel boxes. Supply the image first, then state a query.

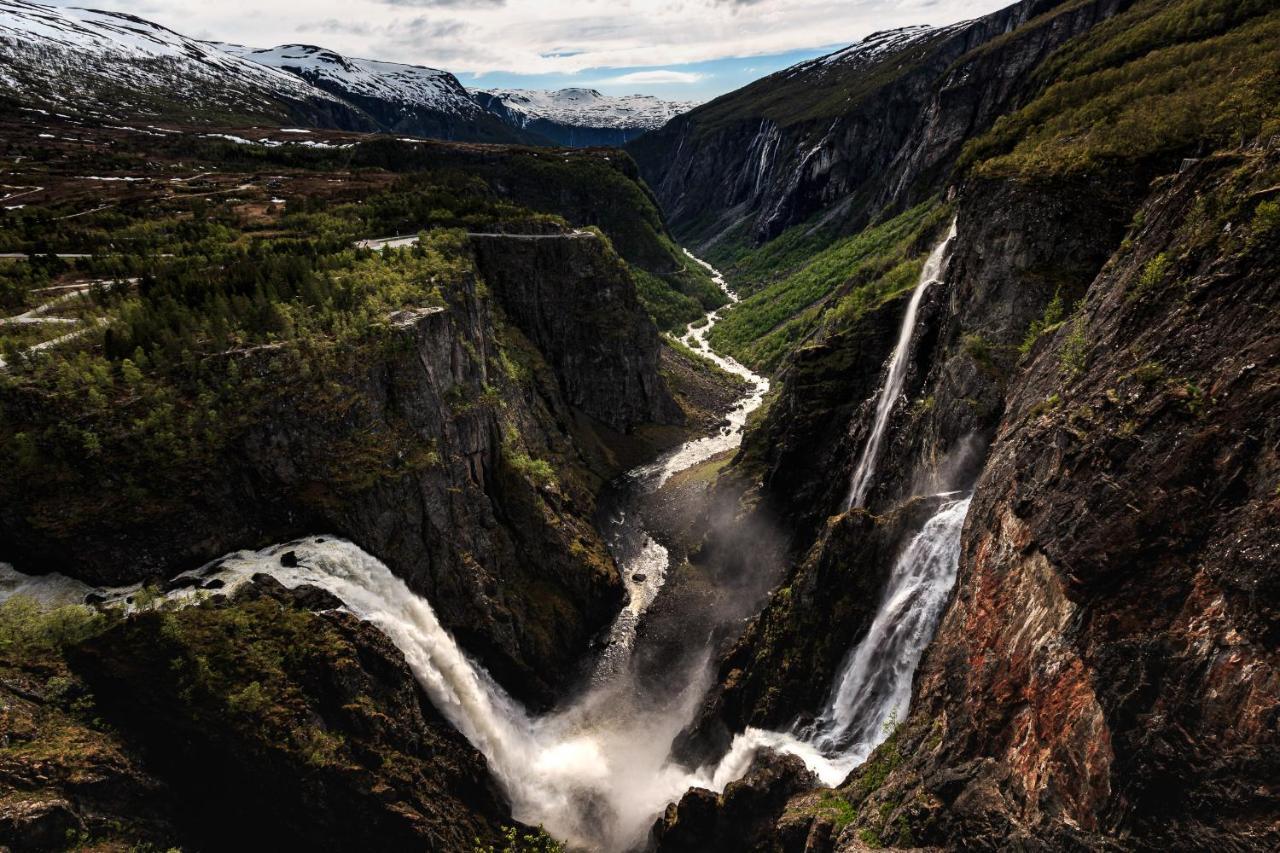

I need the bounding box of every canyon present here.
[1,0,1278,851]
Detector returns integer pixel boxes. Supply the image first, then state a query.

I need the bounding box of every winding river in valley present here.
[0,239,971,851]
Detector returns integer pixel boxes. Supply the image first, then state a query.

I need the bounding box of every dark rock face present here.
[702,497,948,742]
[1,230,692,705]
[68,597,511,852]
[651,750,817,852]
[865,147,1280,850]
[630,0,1131,249]
[735,147,1280,852]
[0,672,181,852]
[472,233,683,432]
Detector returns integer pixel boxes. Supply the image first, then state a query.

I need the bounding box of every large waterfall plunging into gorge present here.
[712,495,971,787]
[0,245,971,850]
[845,220,958,510]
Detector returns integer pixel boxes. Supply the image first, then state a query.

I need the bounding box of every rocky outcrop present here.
[471,232,682,431]
[651,750,818,853]
[629,0,1131,250]
[62,583,511,852]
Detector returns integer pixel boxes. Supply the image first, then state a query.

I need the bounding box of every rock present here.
[83,592,105,605]
[162,574,200,592]
[233,574,343,612]
[471,232,682,432]
[632,573,648,583]
[0,797,84,851]
[201,578,225,590]
[652,750,818,852]
[68,603,512,851]
[279,550,300,568]
[288,584,345,612]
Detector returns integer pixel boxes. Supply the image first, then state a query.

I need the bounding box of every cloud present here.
[596,70,704,85]
[43,0,1016,82]
[377,0,504,6]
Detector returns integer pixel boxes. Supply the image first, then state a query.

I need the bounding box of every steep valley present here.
[2,0,1279,851]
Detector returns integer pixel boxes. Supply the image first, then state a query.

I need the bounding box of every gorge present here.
[1,0,1278,851]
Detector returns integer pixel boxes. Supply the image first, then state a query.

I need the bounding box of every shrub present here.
[0,596,114,658]
[1059,314,1089,379]
[475,826,564,853]
[1249,200,1280,248]
[1020,290,1065,356]
[1131,252,1171,300]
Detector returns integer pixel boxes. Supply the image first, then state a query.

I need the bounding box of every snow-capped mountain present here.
[795,25,941,74]
[0,1,368,128]
[222,43,529,144]
[473,88,697,147]
[0,2,685,147]
[232,44,476,113]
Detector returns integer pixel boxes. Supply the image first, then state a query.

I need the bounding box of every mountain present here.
[632,0,1280,849]
[2,0,1278,849]
[0,0,372,129]
[0,2,687,147]
[472,87,697,147]
[628,0,1126,249]
[226,43,536,144]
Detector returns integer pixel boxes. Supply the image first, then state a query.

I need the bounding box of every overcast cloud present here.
[44,0,1014,97]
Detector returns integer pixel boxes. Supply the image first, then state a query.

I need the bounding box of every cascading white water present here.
[712,495,971,786]
[845,220,958,510]
[0,242,969,846]
[0,253,769,853]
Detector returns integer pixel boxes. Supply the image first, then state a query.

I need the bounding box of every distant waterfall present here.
[712,495,971,786]
[845,220,957,510]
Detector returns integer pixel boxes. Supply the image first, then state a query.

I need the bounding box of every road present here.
[356,230,593,250]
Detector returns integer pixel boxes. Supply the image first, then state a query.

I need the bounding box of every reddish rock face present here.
[841,149,1280,850]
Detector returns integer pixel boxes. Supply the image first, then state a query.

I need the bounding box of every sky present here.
[45,0,1015,101]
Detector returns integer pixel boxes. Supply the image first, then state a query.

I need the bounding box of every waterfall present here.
[0,252,770,853]
[708,495,971,786]
[845,220,957,510]
[0,242,969,845]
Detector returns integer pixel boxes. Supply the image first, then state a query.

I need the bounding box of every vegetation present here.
[0,595,115,658]
[963,0,1280,177]
[475,826,565,853]
[0,130,702,539]
[705,202,950,372]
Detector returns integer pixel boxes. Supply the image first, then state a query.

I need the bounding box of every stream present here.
[0,241,971,850]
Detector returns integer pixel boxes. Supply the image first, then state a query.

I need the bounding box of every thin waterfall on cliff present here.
[712,495,972,786]
[845,220,958,510]
[0,243,966,847]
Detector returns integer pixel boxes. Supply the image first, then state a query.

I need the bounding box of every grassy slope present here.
[696,0,1278,374]
[962,0,1280,177]
[706,203,951,373]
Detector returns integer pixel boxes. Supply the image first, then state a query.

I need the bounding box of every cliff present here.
[792,139,1280,853]
[0,577,512,851]
[0,228,687,706]
[628,0,1131,251]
